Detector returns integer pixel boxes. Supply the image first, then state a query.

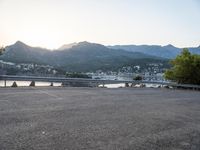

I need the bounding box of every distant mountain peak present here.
[77,41,92,45]
[14,41,25,45]
[164,44,175,48]
[13,41,28,47]
[59,41,94,50]
[77,41,106,48]
[58,42,77,50]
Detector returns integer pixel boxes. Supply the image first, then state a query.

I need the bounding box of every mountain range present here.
[0,41,199,72]
[108,44,200,59]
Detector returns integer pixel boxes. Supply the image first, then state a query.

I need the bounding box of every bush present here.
[133,75,143,81]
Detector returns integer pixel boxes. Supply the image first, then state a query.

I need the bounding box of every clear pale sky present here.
[0,0,200,49]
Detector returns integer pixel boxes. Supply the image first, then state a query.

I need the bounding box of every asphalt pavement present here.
[0,87,200,150]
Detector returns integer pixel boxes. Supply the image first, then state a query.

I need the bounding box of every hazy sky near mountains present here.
[0,0,200,49]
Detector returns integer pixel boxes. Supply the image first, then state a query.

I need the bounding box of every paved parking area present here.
[0,87,200,150]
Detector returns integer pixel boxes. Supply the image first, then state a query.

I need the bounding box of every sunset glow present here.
[0,0,200,48]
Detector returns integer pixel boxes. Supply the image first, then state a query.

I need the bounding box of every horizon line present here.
[4,40,199,50]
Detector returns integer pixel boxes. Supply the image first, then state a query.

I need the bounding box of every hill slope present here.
[108,44,200,58]
[0,41,168,72]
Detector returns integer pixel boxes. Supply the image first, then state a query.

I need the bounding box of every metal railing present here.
[0,75,200,90]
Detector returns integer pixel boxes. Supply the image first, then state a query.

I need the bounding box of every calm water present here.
[99,83,125,88]
[0,81,61,87]
[0,81,161,88]
[0,80,125,88]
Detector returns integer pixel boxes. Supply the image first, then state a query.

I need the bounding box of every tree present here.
[164,48,200,85]
[133,75,143,81]
[0,46,5,55]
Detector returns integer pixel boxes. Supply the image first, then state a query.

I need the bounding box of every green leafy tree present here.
[165,48,200,85]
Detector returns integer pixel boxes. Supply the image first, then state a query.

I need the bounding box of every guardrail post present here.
[4,80,6,87]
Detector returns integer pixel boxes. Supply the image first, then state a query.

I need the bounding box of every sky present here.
[0,0,200,49]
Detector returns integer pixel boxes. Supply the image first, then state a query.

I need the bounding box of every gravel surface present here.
[0,87,200,150]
